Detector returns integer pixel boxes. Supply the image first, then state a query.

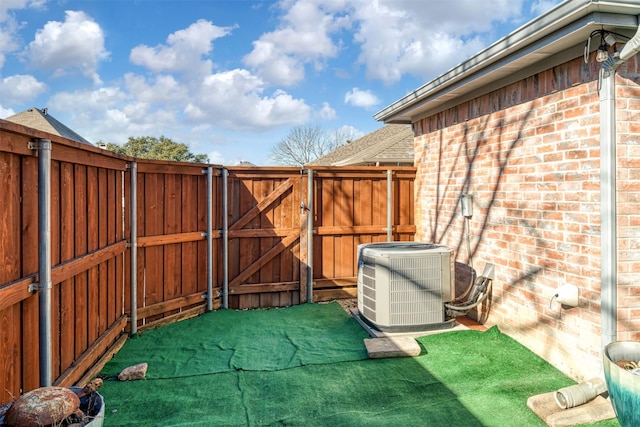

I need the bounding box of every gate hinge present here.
[202,290,223,299]
[28,281,52,292]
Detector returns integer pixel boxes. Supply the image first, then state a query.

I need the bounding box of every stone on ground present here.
[118,363,148,381]
[364,337,421,358]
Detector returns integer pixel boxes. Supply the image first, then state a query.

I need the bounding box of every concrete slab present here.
[364,337,422,358]
[527,392,616,426]
[349,308,466,338]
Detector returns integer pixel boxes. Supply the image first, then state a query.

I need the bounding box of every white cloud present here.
[0,17,19,68]
[243,0,535,87]
[47,86,149,143]
[530,0,560,15]
[243,40,305,87]
[0,74,47,104]
[124,73,187,104]
[0,0,46,22]
[130,20,234,77]
[0,105,16,118]
[0,0,47,68]
[243,0,349,86]
[25,10,109,84]
[208,150,225,165]
[344,87,380,108]
[318,102,336,120]
[49,86,128,112]
[346,0,514,84]
[184,68,311,131]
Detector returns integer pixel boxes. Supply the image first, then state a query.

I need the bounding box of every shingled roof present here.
[308,124,414,166]
[4,107,92,145]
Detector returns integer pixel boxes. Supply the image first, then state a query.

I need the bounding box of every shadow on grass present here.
[97,303,607,426]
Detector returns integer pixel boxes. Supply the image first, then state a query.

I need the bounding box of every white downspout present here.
[599,21,640,351]
[599,65,617,351]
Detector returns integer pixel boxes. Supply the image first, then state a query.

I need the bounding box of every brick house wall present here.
[413,54,640,380]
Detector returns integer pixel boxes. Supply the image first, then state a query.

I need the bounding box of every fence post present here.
[222,168,229,309]
[205,166,214,311]
[387,169,393,242]
[129,162,138,335]
[307,169,314,303]
[34,138,52,386]
[299,170,308,303]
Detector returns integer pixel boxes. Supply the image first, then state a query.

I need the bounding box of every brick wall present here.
[413,55,640,380]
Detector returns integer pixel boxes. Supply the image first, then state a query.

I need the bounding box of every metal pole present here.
[387,170,393,242]
[206,166,214,311]
[600,68,617,350]
[37,138,52,387]
[129,162,138,336]
[222,168,229,309]
[307,169,313,303]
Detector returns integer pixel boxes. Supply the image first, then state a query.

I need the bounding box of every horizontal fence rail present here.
[0,119,416,405]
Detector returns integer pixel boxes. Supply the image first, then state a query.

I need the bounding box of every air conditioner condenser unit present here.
[357,242,454,332]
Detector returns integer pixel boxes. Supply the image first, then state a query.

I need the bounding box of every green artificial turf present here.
[99,303,620,426]
[100,302,370,379]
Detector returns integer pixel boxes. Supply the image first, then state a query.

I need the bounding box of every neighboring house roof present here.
[375,0,640,123]
[308,124,414,166]
[4,107,92,145]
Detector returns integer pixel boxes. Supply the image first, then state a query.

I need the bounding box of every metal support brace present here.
[33,138,53,387]
[205,167,214,311]
[129,162,138,335]
[222,168,229,309]
[307,169,313,303]
[28,139,52,151]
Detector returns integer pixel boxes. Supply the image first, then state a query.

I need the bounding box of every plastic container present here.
[554,377,606,409]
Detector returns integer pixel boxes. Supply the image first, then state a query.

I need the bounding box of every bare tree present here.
[270,125,349,166]
[329,125,361,147]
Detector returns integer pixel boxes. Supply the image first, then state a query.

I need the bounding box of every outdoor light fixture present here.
[596,42,609,62]
[584,29,629,64]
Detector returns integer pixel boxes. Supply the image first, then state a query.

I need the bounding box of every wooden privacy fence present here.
[1,121,127,406]
[0,120,416,405]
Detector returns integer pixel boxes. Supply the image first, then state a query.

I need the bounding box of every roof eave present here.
[375,0,640,123]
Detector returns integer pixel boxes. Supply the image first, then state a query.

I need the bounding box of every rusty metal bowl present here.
[0,386,104,427]
[3,386,80,427]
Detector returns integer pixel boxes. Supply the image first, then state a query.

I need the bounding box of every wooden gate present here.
[226,168,307,309]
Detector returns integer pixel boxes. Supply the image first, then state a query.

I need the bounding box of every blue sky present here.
[0,0,561,165]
